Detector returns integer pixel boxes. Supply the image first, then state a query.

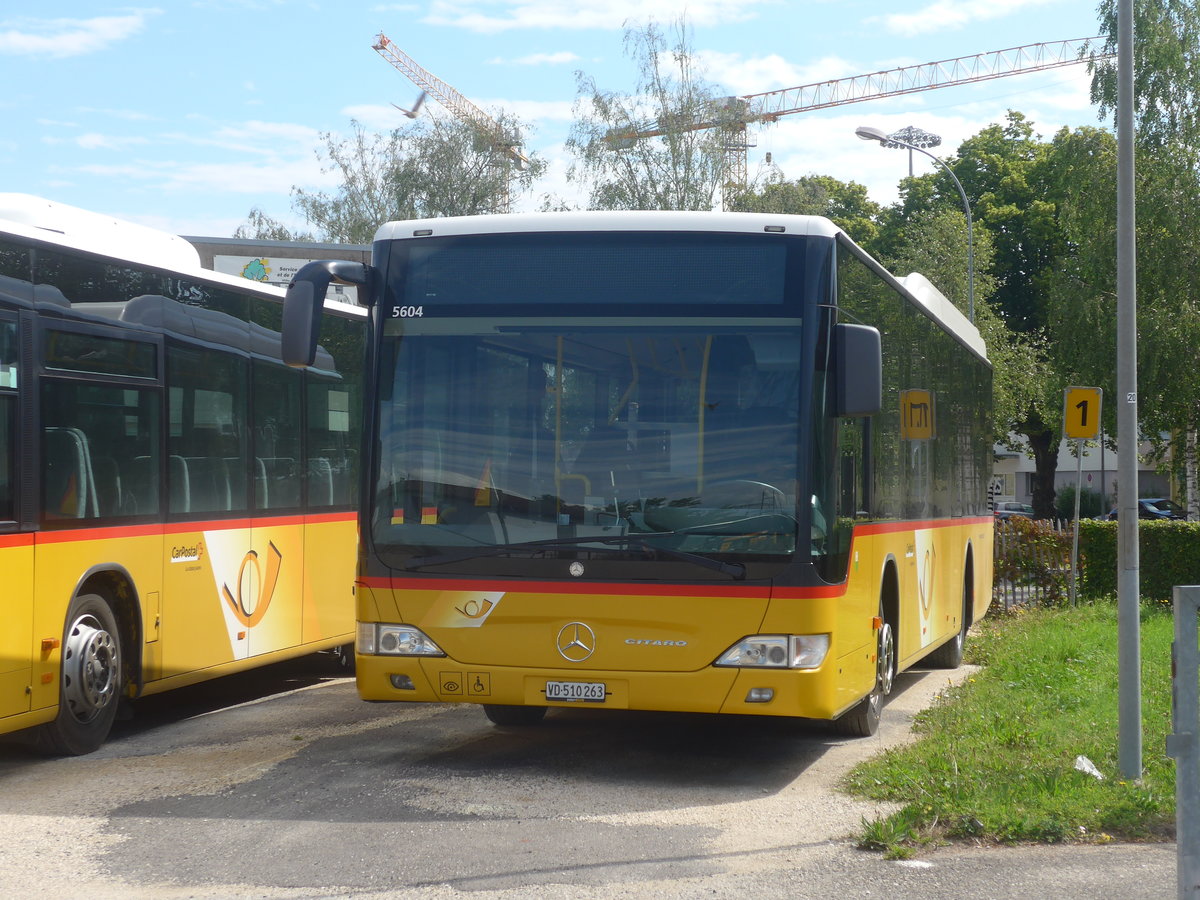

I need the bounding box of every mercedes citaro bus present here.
[282,211,992,736]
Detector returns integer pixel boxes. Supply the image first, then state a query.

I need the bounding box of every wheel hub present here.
[62,615,118,721]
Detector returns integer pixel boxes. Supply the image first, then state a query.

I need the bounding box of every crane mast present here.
[373,33,529,213]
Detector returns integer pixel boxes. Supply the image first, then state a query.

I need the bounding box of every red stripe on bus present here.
[853,517,993,536]
[0,532,35,549]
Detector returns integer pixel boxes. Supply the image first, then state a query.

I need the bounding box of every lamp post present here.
[882,125,942,177]
[856,125,974,323]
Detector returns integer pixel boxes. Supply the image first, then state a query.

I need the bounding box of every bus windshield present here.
[369,229,819,579]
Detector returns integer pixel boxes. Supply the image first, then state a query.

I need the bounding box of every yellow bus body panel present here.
[0,536,34,721]
[357,519,992,722]
[0,513,356,737]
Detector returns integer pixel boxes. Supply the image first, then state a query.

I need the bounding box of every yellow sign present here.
[901,389,935,440]
[1063,386,1103,440]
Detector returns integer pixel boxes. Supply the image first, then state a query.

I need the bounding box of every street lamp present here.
[880,125,941,178]
[856,125,974,323]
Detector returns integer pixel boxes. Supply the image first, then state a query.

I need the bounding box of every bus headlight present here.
[714,634,830,669]
[359,623,446,657]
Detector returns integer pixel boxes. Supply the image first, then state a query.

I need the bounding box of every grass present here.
[843,599,1177,857]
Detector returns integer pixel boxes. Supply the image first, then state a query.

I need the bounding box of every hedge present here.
[1078,519,1200,606]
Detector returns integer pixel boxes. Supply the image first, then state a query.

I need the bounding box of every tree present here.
[1090,0,1200,149]
[877,113,1112,517]
[731,175,882,244]
[237,116,546,241]
[1089,0,1200,515]
[233,208,314,242]
[565,19,727,211]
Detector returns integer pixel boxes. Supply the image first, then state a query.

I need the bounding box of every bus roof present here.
[0,193,364,320]
[0,192,203,272]
[374,210,843,242]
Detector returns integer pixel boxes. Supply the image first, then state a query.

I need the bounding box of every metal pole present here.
[1070,439,1083,607]
[1168,585,1200,898]
[1116,0,1143,779]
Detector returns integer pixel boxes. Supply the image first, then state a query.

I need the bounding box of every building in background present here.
[993,437,1170,514]
[184,236,370,306]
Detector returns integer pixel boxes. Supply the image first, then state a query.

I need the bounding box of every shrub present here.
[1079,519,1200,605]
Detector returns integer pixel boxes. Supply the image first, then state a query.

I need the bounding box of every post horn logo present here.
[222,541,282,628]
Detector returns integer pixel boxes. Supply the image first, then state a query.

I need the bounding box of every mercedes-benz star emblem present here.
[556,622,596,662]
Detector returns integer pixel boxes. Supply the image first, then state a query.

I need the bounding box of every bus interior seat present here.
[128,456,160,515]
[43,426,98,518]
[253,456,269,508]
[307,456,334,506]
[91,455,126,516]
[184,456,232,511]
[168,454,190,513]
[259,456,299,508]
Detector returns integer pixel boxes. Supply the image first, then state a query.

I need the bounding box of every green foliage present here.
[1091,0,1200,149]
[565,18,726,211]
[731,175,881,244]
[994,517,1072,606]
[1055,483,1106,520]
[238,114,547,240]
[233,207,315,242]
[845,604,1175,855]
[1079,519,1200,604]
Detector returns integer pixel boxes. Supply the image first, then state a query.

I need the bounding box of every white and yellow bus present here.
[282,211,992,736]
[0,195,364,754]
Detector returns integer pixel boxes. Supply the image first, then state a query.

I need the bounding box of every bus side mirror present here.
[834,322,882,417]
[282,260,377,368]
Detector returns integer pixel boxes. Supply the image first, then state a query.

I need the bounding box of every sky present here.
[1,1,1111,240]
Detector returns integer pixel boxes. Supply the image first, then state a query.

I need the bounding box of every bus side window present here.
[0,319,16,522]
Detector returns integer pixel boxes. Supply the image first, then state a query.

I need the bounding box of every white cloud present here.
[77,108,155,122]
[75,132,150,151]
[872,0,1059,37]
[0,10,160,58]
[424,0,776,34]
[75,154,335,198]
[490,51,582,66]
[698,50,864,96]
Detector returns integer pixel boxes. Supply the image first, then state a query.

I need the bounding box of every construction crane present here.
[606,38,1109,208]
[373,33,530,214]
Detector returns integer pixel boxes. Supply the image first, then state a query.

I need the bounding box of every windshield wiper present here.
[403,534,746,580]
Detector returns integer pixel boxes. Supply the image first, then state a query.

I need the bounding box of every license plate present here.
[545,680,606,702]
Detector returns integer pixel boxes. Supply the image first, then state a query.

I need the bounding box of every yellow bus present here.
[282,211,992,736]
[0,194,364,754]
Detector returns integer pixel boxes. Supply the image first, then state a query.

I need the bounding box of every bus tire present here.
[36,593,124,756]
[835,606,895,738]
[483,704,548,726]
[927,569,972,669]
[334,642,356,673]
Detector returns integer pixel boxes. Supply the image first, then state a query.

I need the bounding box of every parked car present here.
[994,501,1035,520]
[1104,497,1185,520]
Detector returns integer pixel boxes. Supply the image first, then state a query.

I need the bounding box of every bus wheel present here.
[483,704,548,726]
[37,593,124,756]
[835,609,895,738]
[334,642,356,673]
